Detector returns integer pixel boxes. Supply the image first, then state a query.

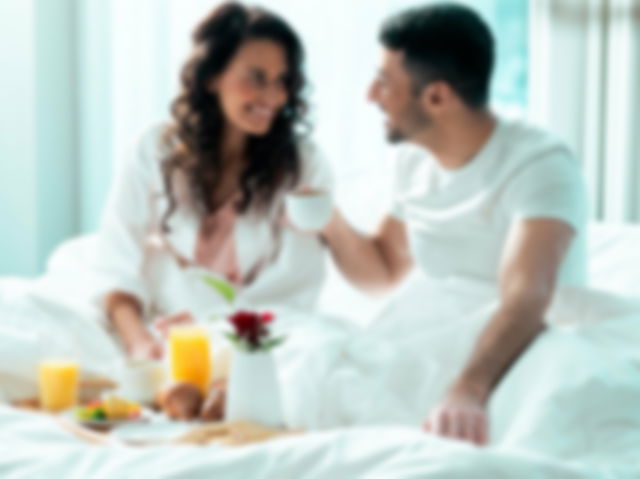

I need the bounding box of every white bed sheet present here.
[587,222,640,298]
[2,406,636,479]
[0,222,639,478]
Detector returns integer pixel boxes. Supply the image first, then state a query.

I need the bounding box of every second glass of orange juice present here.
[38,359,79,412]
[169,326,211,394]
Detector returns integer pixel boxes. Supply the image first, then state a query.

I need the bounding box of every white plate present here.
[62,408,152,428]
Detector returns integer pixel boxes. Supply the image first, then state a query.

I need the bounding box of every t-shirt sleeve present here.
[502,151,588,232]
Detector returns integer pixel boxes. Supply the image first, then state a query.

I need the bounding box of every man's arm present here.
[321,210,414,294]
[424,218,576,445]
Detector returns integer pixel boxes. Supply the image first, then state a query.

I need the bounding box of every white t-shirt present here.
[391,117,588,286]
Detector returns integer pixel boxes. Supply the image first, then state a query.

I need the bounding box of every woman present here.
[97,2,331,360]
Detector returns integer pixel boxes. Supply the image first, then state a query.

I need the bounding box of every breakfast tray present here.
[12,397,298,447]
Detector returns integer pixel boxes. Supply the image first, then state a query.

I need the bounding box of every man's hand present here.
[321,210,413,294]
[423,218,575,446]
[423,389,488,446]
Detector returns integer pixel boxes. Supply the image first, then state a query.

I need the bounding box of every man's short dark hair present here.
[380,3,494,109]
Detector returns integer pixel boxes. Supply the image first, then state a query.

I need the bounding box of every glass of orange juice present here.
[38,359,79,412]
[169,326,211,394]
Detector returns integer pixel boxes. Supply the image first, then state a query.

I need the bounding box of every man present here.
[321,3,587,445]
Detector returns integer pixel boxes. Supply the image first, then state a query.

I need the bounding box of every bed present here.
[0,222,639,478]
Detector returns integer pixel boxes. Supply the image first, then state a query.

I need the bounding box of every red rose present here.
[228,311,275,349]
[260,312,274,324]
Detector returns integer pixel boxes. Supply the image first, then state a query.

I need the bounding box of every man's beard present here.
[387,128,405,143]
[386,101,432,144]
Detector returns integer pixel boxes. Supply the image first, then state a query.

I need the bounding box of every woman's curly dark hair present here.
[161,2,307,231]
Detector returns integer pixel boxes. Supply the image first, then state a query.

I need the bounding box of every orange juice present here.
[38,360,79,412]
[169,326,211,394]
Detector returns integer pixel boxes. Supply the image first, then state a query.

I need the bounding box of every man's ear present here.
[419,81,454,112]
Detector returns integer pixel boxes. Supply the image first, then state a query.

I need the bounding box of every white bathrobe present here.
[87,123,333,321]
[0,123,333,396]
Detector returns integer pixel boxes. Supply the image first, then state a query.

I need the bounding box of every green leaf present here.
[92,409,107,421]
[224,332,243,349]
[258,335,286,352]
[202,275,236,304]
[225,332,253,352]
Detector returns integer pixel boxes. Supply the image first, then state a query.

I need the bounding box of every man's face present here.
[368,49,431,143]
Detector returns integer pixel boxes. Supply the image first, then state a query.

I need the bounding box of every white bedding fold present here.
[1,229,640,477]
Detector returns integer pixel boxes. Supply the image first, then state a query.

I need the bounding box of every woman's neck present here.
[210,123,247,208]
[221,123,247,168]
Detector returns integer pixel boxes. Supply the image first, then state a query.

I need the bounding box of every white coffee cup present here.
[116,359,165,405]
[285,190,333,232]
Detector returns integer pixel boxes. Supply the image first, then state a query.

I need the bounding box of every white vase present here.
[225,349,284,428]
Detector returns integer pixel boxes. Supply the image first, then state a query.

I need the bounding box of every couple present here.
[98,2,586,446]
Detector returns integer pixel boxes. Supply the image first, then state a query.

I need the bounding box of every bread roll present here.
[157,382,203,420]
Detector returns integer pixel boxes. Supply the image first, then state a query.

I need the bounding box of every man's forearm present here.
[450,219,574,401]
[449,301,547,403]
[321,210,397,293]
[425,220,573,444]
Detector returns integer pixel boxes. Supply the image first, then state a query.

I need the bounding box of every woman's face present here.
[211,39,289,136]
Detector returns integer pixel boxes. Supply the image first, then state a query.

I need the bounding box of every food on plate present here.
[158,381,203,420]
[199,378,227,421]
[75,395,141,422]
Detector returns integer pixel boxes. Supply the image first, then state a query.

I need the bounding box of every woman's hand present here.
[154,311,196,338]
[127,334,164,361]
[106,291,164,360]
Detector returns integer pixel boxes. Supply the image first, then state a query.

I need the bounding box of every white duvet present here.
[1,225,640,478]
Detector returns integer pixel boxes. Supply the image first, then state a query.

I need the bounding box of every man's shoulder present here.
[497,119,587,207]
[500,117,574,163]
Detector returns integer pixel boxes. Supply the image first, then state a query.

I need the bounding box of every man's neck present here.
[414,109,497,171]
